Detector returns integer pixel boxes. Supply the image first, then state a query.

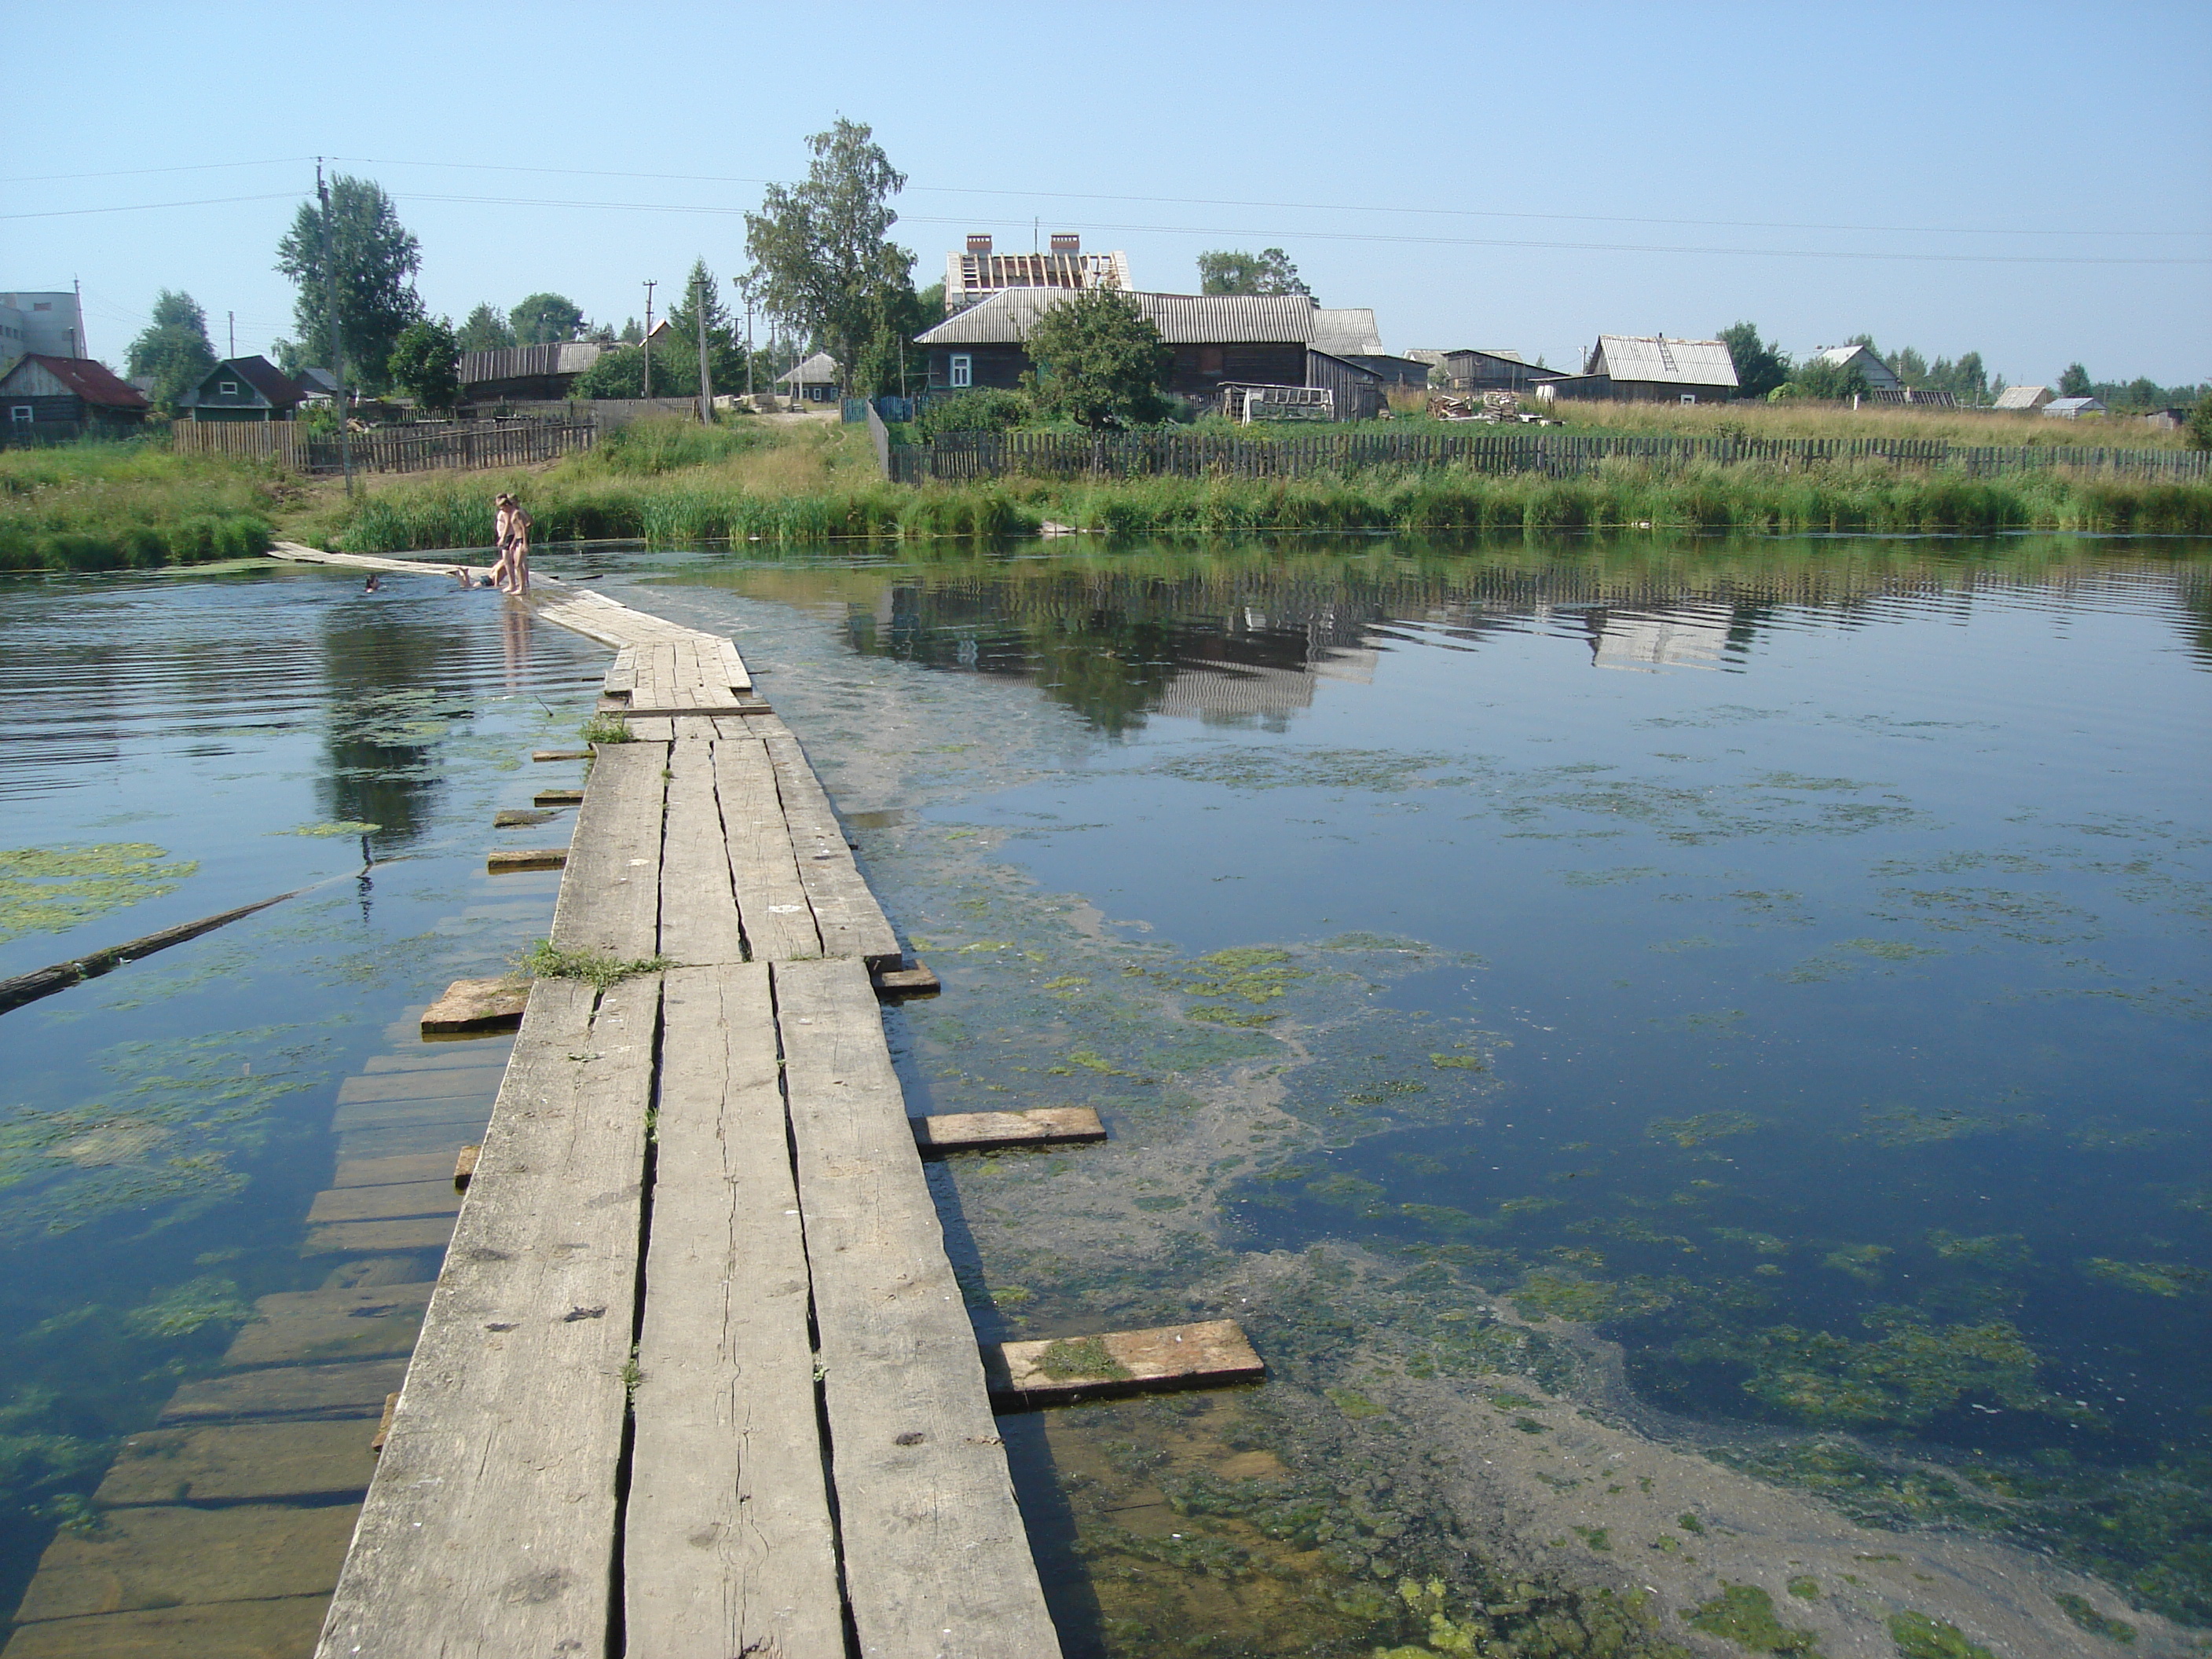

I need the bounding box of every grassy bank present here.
[6,416,2209,575]
[0,441,284,570]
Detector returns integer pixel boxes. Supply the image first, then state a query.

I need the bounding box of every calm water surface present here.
[610,533,2208,1657]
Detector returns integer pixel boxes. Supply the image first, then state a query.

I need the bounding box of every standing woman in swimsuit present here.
[493,493,533,594]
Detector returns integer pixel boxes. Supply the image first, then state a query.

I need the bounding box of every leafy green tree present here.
[456,303,515,353]
[510,293,584,345]
[125,290,218,412]
[2058,363,2093,398]
[574,343,696,400]
[745,119,919,395]
[1196,248,1311,297]
[273,174,423,394]
[387,317,460,411]
[1717,322,1790,399]
[2186,393,2212,450]
[1022,288,1172,429]
[1791,357,1871,400]
[1886,345,1928,388]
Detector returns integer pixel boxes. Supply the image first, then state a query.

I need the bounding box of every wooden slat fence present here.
[886,428,2211,485]
[174,419,595,474]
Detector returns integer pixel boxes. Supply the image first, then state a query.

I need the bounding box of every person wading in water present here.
[493,493,533,595]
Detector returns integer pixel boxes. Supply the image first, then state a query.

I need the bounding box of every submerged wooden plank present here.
[336,1067,507,1105]
[533,788,585,807]
[299,1216,456,1257]
[362,1043,515,1075]
[913,1106,1106,1155]
[313,975,656,1659]
[984,1320,1266,1408]
[306,1181,460,1225]
[658,737,746,966]
[764,734,903,969]
[712,737,822,963]
[487,848,566,873]
[417,977,529,1035]
[548,740,667,958]
[0,1592,333,1659]
[95,1421,375,1507]
[159,1360,408,1426]
[331,1152,465,1188]
[532,749,591,762]
[774,957,1061,1657]
[625,965,843,1659]
[873,961,940,998]
[222,1284,434,1368]
[13,1503,359,1623]
[329,1095,500,1133]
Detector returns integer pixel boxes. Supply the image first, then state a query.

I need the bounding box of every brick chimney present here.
[966,233,993,255]
[1049,233,1080,255]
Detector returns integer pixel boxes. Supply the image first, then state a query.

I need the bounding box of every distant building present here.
[293,366,342,404]
[1537,335,1739,404]
[914,290,1387,419]
[2143,406,2194,432]
[2043,395,2107,419]
[0,353,148,434]
[1805,344,1903,392]
[775,352,841,403]
[1992,385,2053,413]
[459,342,604,401]
[174,357,308,422]
[944,233,1130,317]
[1422,348,1555,394]
[0,291,86,372]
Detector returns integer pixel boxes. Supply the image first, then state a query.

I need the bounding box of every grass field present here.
[4,410,2207,573]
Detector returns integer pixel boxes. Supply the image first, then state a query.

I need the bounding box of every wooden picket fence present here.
[174,419,595,474]
[885,427,2211,485]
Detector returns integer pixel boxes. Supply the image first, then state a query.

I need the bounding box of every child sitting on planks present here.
[492,493,533,595]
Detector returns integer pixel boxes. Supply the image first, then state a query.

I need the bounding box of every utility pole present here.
[227,311,236,359]
[694,269,713,424]
[317,160,353,495]
[731,272,756,401]
[71,277,84,357]
[641,280,656,401]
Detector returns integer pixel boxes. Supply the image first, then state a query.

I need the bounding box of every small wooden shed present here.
[1806,345,1903,392]
[0,353,149,438]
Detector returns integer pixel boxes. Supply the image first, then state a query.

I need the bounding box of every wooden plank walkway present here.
[266,547,1066,1659]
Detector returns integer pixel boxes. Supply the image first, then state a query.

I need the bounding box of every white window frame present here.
[10,405,33,424]
[949,353,972,389]
[219,380,239,396]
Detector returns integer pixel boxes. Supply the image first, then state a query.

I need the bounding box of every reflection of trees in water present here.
[316,606,476,847]
[791,536,2203,732]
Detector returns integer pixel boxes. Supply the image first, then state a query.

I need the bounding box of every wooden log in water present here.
[0,887,302,1017]
[774,957,1062,1657]
[912,1107,1105,1155]
[486,848,566,873]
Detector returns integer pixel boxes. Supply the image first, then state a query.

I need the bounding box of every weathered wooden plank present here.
[337,1119,493,1163]
[548,741,667,958]
[14,1503,357,1623]
[96,1421,375,1508]
[0,1594,333,1659]
[712,737,822,963]
[331,1152,463,1188]
[913,1106,1105,1155]
[222,1284,434,1368]
[625,965,844,1659]
[329,1094,500,1133]
[873,961,940,998]
[299,1218,456,1257]
[493,808,558,828]
[532,749,591,762]
[336,1067,507,1105]
[712,635,753,694]
[306,1181,461,1225]
[487,848,566,873]
[774,957,1061,1657]
[658,737,746,966]
[313,975,655,1659]
[159,1361,408,1426]
[533,788,585,807]
[983,1320,1265,1408]
[628,716,673,741]
[765,733,903,969]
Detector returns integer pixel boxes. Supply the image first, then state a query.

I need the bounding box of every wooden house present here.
[175,356,309,422]
[1806,344,1903,392]
[775,352,841,404]
[1537,335,1739,404]
[915,291,1386,418]
[0,353,148,437]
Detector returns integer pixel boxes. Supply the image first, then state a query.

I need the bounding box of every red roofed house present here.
[0,353,151,438]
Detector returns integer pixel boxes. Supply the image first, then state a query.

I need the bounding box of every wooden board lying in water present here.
[96,1421,376,1507]
[13,1503,361,1622]
[160,1359,410,1426]
[0,1591,333,1659]
[984,1320,1266,1408]
[913,1106,1106,1155]
[222,1284,434,1368]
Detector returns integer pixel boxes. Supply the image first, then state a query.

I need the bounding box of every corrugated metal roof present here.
[1993,385,2050,409]
[0,353,148,408]
[1309,308,1383,357]
[776,352,839,386]
[2045,396,2104,414]
[1590,335,1738,387]
[459,343,604,386]
[918,289,1323,346]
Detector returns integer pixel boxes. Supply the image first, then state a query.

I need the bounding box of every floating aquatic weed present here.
[1686,1584,1826,1655]
[269,820,380,837]
[1874,885,2098,946]
[0,844,199,943]
[2050,1592,2134,1643]
[1558,865,1665,888]
[1152,746,1450,793]
[1647,1111,1762,1148]
[2078,1258,2205,1298]
[1887,1610,1991,1659]
[121,1276,255,1339]
[328,687,453,746]
[1855,1104,2041,1148]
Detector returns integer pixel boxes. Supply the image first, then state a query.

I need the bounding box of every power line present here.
[0,157,310,186]
[1,191,305,221]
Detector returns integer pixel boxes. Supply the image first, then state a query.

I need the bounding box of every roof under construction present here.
[945,234,1131,310]
[918,289,1325,347]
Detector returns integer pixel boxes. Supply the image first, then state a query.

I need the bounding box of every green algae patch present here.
[2051,1592,2134,1643]
[1647,1111,1760,1148]
[270,820,380,837]
[0,844,199,943]
[518,939,672,993]
[1686,1584,1825,1655]
[122,1275,255,1339]
[1325,1387,1386,1419]
[1887,1610,1991,1659]
[1785,1575,1819,1599]
[2080,1257,2204,1298]
[1037,1336,1130,1381]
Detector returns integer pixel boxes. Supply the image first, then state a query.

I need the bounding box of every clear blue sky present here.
[9,1,2208,386]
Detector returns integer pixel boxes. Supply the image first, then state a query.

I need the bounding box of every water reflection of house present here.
[1152,645,1377,728]
[1588,610,1733,672]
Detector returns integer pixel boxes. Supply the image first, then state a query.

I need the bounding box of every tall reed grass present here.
[0,439,276,571]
